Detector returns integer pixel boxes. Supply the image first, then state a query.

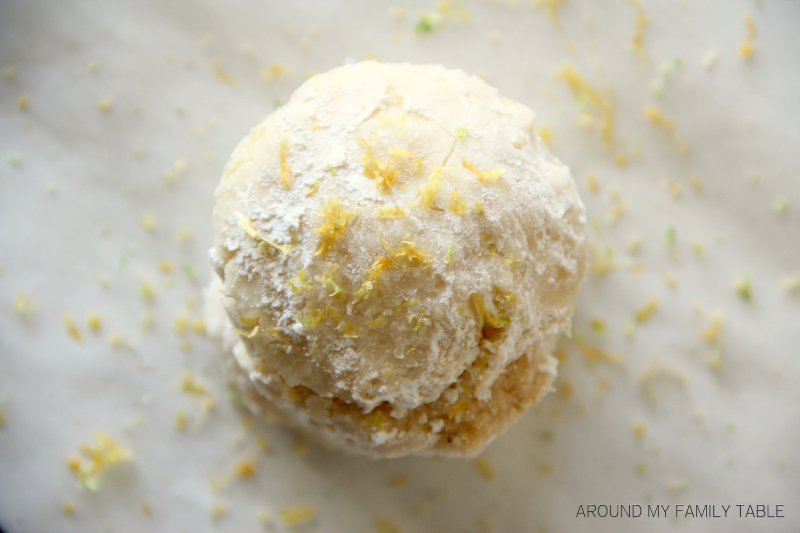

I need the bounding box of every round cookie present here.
[206,61,587,457]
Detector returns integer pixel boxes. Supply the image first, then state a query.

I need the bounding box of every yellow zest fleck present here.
[698,313,722,341]
[315,264,345,299]
[462,158,506,182]
[636,461,648,475]
[590,317,606,335]
[17,94,28,110]
[65,432,133,491]
[278,138,292,189]
[475,457,495,480]
[288,268,311,294]
[279,505,315,527]
[237,214,292,255]
[659,177,682,199]
[314,198,355,255]
[533,0,566,25]
[86,313,101,333]
[537,124,552,144]
[781,272,800,292]
[61,501,75,515]
[447,241,454,264]
[388,147,422,166]
[579,343,624,365]
[209,502,227,521]
[613,153,628,167]
[639,359,686,405]
[355,256,393,301]
[632,420,646,440]
[666,479,688,492]
[739,11,756,59]
[211,56,238,84]
[607,199,630,222]
[179,371,206,395]
[262,61,292,79]
[586,173,600,193]
[474,200,484,214]
[12,291,35,314]
[554,63,615,142]
[589,243,616,275]
[366,316,387,328]
[415,166,454,209]
[539,461,554,475]
[702,50,718,70]
[305,179,320,196]
[232,325,260,338]
[158,260,173,273]
[471,293,510,333]
[234,460,255,478]
[376,205,406,218]
[448,189,467,215]
[635,297,659,323]
[645,107,686,153]
[62,314,82,342]
[174,408,187,430]
[628,0,649,65]
[97,98,112,112]
[383,236,431,268]
[338,321,360,338]
[359,136,399,193]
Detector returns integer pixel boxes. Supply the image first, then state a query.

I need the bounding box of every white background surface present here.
[1,0,799,532]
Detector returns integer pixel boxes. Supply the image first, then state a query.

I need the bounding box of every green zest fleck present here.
[665,225,676,250]
[183,264,195,278]
[455,124,469,140]
[734,272,752,301]
[773,196,788,213]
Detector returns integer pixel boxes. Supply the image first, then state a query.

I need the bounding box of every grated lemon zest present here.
[314,198,355,255]
[65,432,133,491]
[237,215,292,255]
[448,189,467,214]
[278,139,292,189]
[554,63,615,142]
[376,205,407,218]
[462,158,505,182]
